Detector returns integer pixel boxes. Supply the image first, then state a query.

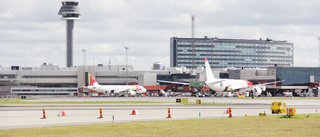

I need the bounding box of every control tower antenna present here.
[191,15,196,69]
[58,1,81,67]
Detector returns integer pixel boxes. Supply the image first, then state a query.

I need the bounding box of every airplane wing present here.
[235,80,285,91]
[249,80,285,88]
[157,80,208,87]
[157,80,190,85]
[113,88,131,94]
[205,80,226,85]
[189,81,206,87]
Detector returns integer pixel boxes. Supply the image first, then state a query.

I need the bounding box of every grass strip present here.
[0,99,235,105]
[0,114,319,137]
[0,99,167,105]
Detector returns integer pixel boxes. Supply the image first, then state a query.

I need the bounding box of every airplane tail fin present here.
[204,58,215,81]
[88,74,99,86]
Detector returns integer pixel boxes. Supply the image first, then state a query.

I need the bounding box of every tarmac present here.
[0,97,319,130]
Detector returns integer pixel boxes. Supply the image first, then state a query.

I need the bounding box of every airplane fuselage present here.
[205,79,252,92]
[84,74,147,96]
[87,85,146,94]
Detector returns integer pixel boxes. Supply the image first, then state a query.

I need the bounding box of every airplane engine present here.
[160,89,165,94]
[253,87,262,95]
[160,89,166,97]
[225,86,235,92]
[129,91,136,96]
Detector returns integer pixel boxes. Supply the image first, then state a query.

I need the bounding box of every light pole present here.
[124,46,129,85]
[191,15,196,69]
[82,49,87,66]
[318,36,320,67]
[318,36,320,85]
[82,49,88,92]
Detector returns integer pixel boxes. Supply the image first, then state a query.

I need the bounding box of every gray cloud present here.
[0,0,319,69]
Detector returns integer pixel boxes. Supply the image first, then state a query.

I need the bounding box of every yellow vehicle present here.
[270,102,286,114]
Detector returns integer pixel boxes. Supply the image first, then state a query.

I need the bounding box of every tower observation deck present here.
[58,1,81,67]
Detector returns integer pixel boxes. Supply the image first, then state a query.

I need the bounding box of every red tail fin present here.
[89,74,99,86]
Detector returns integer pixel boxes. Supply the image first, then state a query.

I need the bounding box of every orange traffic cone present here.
[226,108,230,114]
[131,109,138,115]
[58,110,67,116]
[62,110,67,116]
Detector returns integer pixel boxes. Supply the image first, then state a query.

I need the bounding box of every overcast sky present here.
[1,0,320,70]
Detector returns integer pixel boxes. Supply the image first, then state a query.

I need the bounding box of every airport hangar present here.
[0,37,319,97]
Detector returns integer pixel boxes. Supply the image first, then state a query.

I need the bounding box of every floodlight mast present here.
[124,46,129,85]
[82,49,86,68]
[191,15,196,69]
[318,36,320,83]
[318,36,320,67]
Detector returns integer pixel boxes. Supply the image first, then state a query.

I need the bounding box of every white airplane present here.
[159,89,170,97]
[159,89,179,97]
[84,74,147,96]
[204,58,284,95]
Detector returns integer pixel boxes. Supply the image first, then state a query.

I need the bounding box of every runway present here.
[1,97,319,130]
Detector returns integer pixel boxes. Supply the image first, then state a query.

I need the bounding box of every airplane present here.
[159,89,171,97]
[84,74,147,97]
[159,89,184,97]
[156,80,211,97]
[203,58,284,95]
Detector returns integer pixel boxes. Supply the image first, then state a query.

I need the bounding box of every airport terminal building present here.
[0,63,168,97]
[170,37,294,68]
[0,63,319,97]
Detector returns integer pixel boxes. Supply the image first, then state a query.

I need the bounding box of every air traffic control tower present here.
[58,1,81,67]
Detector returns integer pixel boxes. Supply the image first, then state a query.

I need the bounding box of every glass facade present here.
[276,67,320,86]
[170,37,293,68]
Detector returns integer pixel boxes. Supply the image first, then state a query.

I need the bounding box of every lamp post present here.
[82,49,87,72]
[82,49,86,66]
[318,36,320,67]
[318,36,320,87]
[124,47,129,85]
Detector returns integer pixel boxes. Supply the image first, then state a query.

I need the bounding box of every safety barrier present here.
[286,107,296,117]
[238,95,245,98]
[196,100,201,104]
[176,98,188,103]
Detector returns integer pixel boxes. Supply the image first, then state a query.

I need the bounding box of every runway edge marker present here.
[40,109,46,119]
[98,108,103,119]
[167,108,171,118]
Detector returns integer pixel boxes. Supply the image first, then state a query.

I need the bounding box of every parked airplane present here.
[159,89,171,97]
[84,74,147,96]
[204,58,284,95]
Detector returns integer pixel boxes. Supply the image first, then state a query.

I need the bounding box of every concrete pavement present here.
[1,97,319,130]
